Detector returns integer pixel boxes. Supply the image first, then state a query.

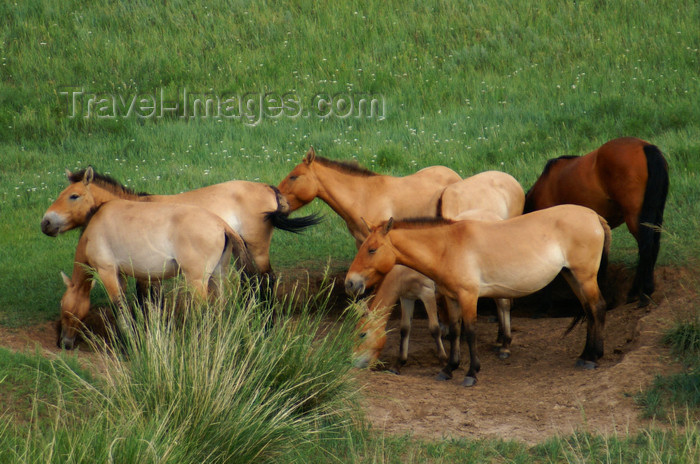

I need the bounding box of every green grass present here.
[637,311,700,422]
[1,0,699,461]
[0,276,365,463]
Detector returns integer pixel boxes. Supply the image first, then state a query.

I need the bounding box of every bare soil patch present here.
[0,266,696,444]
[353,266,697,443]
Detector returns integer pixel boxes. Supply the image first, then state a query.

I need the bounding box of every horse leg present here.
[562,270,606,368]
[633,221,661,308]
[391,297,415,374]
[494,298,512,359]
[96,267,125,303]
[436,297,462,381]
[424,293,447,362]
[621,210,646,305]
[458,291,480,387]
[623,207,659,307]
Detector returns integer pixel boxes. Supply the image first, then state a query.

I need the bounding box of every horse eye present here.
[289,175,298,181]
[368,248,376,255]
[359,332,367,339]
[69,194,80,200]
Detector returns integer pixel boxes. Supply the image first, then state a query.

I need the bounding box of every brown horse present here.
[42,167,321,277]
[524,137,669,306]
[345,204,610,387]
[58,199,255,350]
[354,171,525,370]
[278,147,460,369]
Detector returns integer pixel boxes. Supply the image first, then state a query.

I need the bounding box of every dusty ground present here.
[0,266,696,444]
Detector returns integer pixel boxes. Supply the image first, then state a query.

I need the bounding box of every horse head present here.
[352,300,390,368]
[41,166,98,236]
[277,147,321,211]
[58,271,92,350]
[345,217,397,296]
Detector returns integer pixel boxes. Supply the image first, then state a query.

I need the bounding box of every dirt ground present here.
[1,265,696,444]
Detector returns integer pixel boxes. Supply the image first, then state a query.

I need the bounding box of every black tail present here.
[264,184,323,233]
[265,211,323,233]
[632,144,669,299]
[597,216,612,304]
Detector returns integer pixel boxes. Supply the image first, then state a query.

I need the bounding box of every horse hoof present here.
[498,350,511,360]
[575,359,598,370]
[387,367,401,375]
[462,376,477,387]
[637,294,652,308]
[436,371,452,381]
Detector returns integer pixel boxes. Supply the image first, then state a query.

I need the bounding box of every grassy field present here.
[1,0,699,461]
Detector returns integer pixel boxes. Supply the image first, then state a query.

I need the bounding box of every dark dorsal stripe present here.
[69,169,151,198]
[390,217,455,229]
[313,156,378,177]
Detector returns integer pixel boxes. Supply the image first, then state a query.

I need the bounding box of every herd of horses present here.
[41,136,669,386]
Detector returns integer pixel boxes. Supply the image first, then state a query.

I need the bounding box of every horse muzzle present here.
[58,327,77,350]
[344,274,366,296]
[352,354,371,369]
[41,213,63,236]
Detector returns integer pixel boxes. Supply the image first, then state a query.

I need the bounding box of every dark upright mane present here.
[69,169,150,197]
[540,155,579,177]
[313,156,378,177]
[389,217,455,229]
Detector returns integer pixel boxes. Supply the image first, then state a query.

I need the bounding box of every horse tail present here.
[264,185,323,233]
[223,226,258,277]
[435,191,445,217]
[598,215,612,288]
[265,210,323,233]
[637,144,669,294]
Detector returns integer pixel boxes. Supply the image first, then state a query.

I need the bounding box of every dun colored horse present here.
[278,147,461,246]
[354,171,524,370]
[278,147,460,369]
[524,137,669,306]
[346,204,610,387]
[42,167,321,277]
[58,200,255,350]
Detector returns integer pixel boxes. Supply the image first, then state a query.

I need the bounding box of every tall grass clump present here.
[3,274,364,463]
[637,309,700,422]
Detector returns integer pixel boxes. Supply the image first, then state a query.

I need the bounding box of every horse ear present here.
[83,166,94,185]
[304,146,316,164]
[65,169,73,180]
[61,271,72,288]
[383,218,394,235]
[360,217,372,234]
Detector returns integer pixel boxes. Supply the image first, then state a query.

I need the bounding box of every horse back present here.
[83,201,228,279]
[365,166,461,220]
[153,180,279,234]
[527,137,653,227]
[440,171,524,220]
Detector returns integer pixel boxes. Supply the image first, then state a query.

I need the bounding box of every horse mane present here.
[69,169,150,198]
[541,155,579,176]
[313,156,378,177]
[388,217,455,229]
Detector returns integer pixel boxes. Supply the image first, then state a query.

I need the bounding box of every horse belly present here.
[477,246,564,298]
[107,237,180,279]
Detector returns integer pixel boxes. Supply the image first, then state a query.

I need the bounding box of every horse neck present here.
[90,183,140,205]
[388,228,448,284]
[311,163,378,238]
